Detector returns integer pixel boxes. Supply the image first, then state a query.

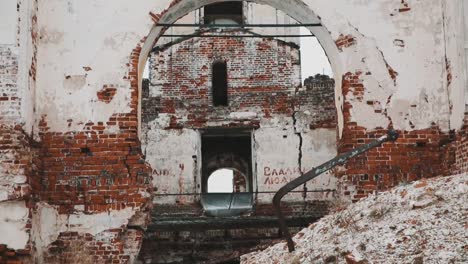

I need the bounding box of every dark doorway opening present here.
[201,129,252,193]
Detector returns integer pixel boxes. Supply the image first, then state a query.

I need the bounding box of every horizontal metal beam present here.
[161,34,315,38]
[156,23,322,28]
[153,189,335,196]
[147,215,320,231]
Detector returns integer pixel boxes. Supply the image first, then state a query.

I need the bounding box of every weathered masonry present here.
[0,0,467,263]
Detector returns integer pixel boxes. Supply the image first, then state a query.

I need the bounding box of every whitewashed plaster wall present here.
[254,118,337,203]
[142,116,338,204]
[142,125,200,205]
[0,0,17,45]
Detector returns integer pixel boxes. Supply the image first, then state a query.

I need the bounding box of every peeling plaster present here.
[0,200,29,250]
[32,202,139,258]
[308,0,452,131]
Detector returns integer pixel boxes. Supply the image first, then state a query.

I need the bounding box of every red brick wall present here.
[143,30,336,130]
[0,244,31,264]
[453,112,468,174]
[145,29,302,128]
[38,115,151,214]
[338,72,457,201]
[43,229,143,264]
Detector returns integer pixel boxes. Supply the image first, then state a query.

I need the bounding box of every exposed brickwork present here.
[339,72,455,201]
[0,244,30,264]
[342,71,364,103]
[445,57,452,87]
[338,126,453,201]
[398,0,411,12]
[30,2,38,83]
[233,170,247,192]
[33,30,152,214]
[0,46,20,123]
[453,112,468,174]
[37,115,151,214]
[24,34,153,262]
[0,124,34,256]
[0,125,32,201]
[144,29,301,128]
[335,34,356,51]
[44,229,143,264]
[97,86,117,103]
[143,30,336,130]
[385,61,398,84]
[300,74,337,129]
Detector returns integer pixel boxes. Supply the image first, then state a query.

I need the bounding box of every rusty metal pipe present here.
[273,129,399,252]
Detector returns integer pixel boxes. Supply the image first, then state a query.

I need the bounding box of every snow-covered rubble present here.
[241,174,468,264]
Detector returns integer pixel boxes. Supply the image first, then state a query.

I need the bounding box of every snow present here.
[241,173,468,264]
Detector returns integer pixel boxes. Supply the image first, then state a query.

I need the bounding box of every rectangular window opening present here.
[212,61,228,106]
[204,1,244,25]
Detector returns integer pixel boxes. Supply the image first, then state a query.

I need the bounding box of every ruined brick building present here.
[0,0,467,263]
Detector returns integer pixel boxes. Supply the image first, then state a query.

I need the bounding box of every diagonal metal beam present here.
[273,129,400,252]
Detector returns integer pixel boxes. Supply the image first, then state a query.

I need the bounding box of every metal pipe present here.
[155,23,322,28]
[160,34,315,38]
[273,129,399,252]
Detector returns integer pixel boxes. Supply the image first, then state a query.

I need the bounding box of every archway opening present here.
[207,168,235,193]
[207,168,248,193]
